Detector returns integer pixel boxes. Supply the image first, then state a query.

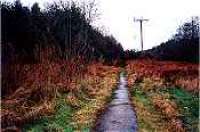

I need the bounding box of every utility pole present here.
[134,17,149,51]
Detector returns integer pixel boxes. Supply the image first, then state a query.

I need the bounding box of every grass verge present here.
[22,65,119,131]
[131,83,170,132]
[131,78,199,132]
[163,87,199,131]
[22,94,75,132]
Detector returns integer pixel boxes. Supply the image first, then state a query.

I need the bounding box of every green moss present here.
[131,84,153,108]
[131,78,199,132]
[164,87,199,131]
[131,85,162,131]
[22,95,75,132]
[120,69,127,76]
[22,81,116,132]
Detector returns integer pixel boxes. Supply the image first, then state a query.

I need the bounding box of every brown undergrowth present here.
[126,59,199,92]
[1,57,86,130]
[68,63,120,130]
[126,59,199,132]
[131,78,185,132]
[1,58,120,131]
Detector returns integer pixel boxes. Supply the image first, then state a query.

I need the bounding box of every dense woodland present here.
[125,17,199,63]
[1,0,124,96]
[2,0,124,64]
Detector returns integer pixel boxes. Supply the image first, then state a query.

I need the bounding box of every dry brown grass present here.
[126,59,199,92]
[1,60,120,131]
[152,94,185,132]
[69,64,120,130]
[1,57,86,130]
[131,78,185,132]
[126,59,194,132]
[132,98,171,132]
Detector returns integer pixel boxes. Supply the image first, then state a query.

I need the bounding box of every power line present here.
[134,17,149,51]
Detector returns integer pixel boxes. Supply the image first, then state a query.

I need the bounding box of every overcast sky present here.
[4,0,200,50]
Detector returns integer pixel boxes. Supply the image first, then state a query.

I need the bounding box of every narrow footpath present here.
[95,72,137,132]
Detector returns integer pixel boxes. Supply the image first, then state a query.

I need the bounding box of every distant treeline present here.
[1,0,124,64]
[125,17,199,63]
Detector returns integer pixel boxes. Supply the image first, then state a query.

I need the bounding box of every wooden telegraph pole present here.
[134,17,149,51]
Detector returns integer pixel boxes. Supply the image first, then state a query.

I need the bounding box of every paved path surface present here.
[95,73,137,132]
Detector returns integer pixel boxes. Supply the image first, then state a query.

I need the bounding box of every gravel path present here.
[95,73,137,132]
